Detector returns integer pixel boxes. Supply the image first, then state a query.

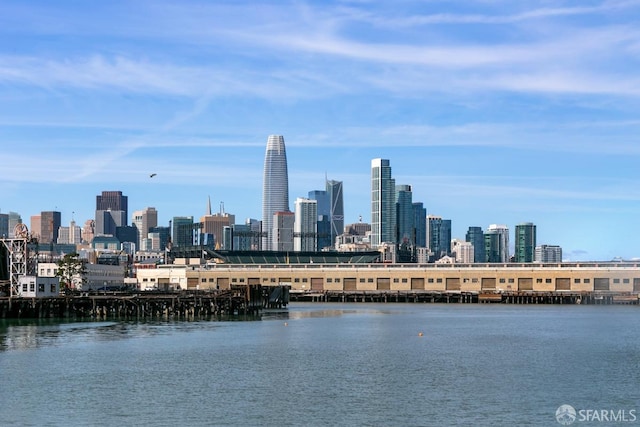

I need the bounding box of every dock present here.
[289,290,640,305]
[0,285,289,320]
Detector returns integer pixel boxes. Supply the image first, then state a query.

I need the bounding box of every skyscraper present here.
[395,185,413,244]
[371,158,395,248]
[132,207,158,251]
[466,226,486,263]
[262,135,289,251]
[485,224,509,263]
[39,211,62,244]
[326,179,344,248]
[95,191,128,235]
[515,222,536,262]
[412,202,427,248]
[294,197,318,252]
[427,215,451,260]
[308,190,331,250]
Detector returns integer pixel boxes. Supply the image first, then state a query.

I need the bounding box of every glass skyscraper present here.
[515,222,536,262]
[466,226,486,263]
[371,158,395,248]
[412,202,427,248]
[262,135,289,251]
[395,185,413,244]
[326,179,344,248]
[427,215,451,260]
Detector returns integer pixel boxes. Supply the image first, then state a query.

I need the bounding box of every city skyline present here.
[1,1,640,261]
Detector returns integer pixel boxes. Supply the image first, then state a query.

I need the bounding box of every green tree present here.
[56,252,86,291]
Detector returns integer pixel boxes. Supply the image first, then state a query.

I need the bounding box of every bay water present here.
[1,303,639,426]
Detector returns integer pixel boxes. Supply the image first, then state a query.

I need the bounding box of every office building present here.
[8,212,22,238]
[466,226,486,263]
[452,239,474,264]
[273,211,294,251]
[371,158,396,248]
[396,185,413,245]
[57,220,82,245]
[172,216,195,248]
[95,191,128,235]
[412,203,427,248]
[485,224,509,263]
[515,222,536,263]
[0,213,8,238]
[326,179,344,248]
[427,215,451,261]
[294,197,318,252]
[308,190,331,250]
[536,245,563,263]
[262,135,289,251]
[132,207,158,250]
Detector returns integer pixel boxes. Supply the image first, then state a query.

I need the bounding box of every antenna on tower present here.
[206,196,212,216]
[220,201,225,215]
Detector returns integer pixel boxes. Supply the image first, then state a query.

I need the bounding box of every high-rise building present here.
[371,158,396,248]
[0,213,8,238]
[395,185,413,245]
[201,200,234,249]
[39,211,62,244]
[535,245,563,263]
[96,191,128,213]
[273,211,294,251]
[412,203,427,248]
[57,220,82,245]
[262,135,289,251]
[485,224,509,263]
[294,198,317,252]
[452,239,474,263]
[149,226,171,251]
[132,207,158,250]
[30,215,41,240]
[326,179,344,248]
[95,191,128,236]
[8,212,22,238]
[172,216,195,248]
[308,190,331,250]
[427,215,451,260]
[466,226,486,263]
[82,219,95,244]
[515,222,536,263]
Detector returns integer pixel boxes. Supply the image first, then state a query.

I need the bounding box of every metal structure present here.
[0,223,37,298]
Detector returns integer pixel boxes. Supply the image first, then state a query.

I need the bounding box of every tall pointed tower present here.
[262,135,289,251]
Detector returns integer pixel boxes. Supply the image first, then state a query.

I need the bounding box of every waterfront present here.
[1,303,639,426]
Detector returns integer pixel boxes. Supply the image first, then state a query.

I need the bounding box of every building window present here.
[29,283,35,292]
[201,278,207,283]
[401,278,408,283]
[584,278,591,283]
[508,278,514,283]
[472,278,479,283]
[427,278,434,283]
[22,284,28,292]
[294,278,300,283]
[327,278,333,283]
[536,278,543,283]
[368,278,374,283]
[335,278,340,283]
[209,278,215,282]
[239,278,245,283]
[436,278,443,283]
[359,278,365,283]
[574,278,581,283]
[545,278,552,283]
[302,278,308,283]
[50,284,56,293]
[499,278,506,283]
[623,278,630,284]
[232,278,237,283]
[270,278,276,282]
[613,278,620,284]
[393,278,399,283]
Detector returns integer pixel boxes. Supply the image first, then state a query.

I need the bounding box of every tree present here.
[56,252,86,291]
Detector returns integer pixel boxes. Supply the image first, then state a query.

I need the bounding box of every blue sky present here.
[1,0,639,261]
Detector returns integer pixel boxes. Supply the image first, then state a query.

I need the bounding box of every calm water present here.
[1,303,639,426]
